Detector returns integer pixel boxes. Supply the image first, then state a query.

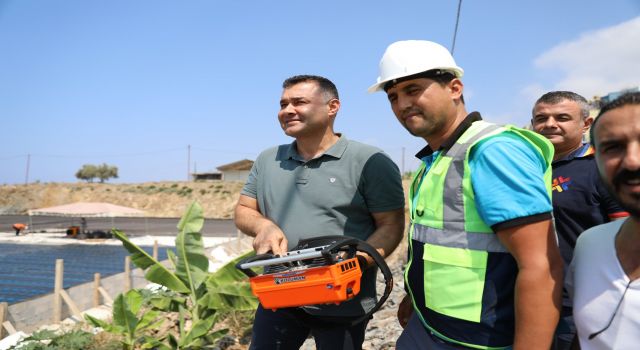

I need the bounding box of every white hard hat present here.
[368,40,464,93]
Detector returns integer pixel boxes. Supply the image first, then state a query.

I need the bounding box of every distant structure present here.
[584,86,640,142]
[192,159,254,182]
[592,86,640,107]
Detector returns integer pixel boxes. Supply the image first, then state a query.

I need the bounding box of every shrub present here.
[86,202,258,349]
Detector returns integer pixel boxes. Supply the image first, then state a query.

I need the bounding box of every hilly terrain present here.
[0,181,245,218]
[0,179,411,219]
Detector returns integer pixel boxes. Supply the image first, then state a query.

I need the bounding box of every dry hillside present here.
[0,180,411,219]
[0,181,245,218]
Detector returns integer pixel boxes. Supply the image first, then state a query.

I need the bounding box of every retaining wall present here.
[3,234,253,334]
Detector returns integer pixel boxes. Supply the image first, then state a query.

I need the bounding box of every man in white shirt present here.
[567,91,640,349]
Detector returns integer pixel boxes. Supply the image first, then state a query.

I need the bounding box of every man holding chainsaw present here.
[368,40,563,349]
[235,74,405,350]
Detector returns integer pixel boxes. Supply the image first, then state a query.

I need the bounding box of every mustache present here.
[613,169,640,185]
[401,108,423,119]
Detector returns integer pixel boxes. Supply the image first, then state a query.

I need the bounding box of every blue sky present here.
[1,0,639,184]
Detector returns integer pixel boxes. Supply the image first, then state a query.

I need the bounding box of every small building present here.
[192,159,254,182]
[216,159,254,182]
[191,172,222,181]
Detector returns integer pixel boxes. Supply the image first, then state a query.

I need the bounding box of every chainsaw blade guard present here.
[236,235,393,326]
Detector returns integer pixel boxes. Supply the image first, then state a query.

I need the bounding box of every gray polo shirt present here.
[241,135,404,316]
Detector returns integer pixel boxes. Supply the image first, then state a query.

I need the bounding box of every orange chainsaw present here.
[236,236,393,322]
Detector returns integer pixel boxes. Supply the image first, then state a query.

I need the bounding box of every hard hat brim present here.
[367,67,464,94]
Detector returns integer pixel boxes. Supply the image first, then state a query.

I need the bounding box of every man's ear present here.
[449,78,464,100]
[583,116,594,132]
[327,98,340,117]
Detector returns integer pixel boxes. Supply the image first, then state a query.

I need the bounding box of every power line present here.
[2,146,256,160]
[451,0,463,54]
[8,148,186,159]
[191,146,256,156]
[0,155,28,161]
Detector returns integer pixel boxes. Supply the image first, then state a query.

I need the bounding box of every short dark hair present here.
[282,75,339,101]
[383,69,465,103]
[533,91,591,119]
[590,91,640,146]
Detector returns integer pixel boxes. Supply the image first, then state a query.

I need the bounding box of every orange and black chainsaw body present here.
[236,236,393,325]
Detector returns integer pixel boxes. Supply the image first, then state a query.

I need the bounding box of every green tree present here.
[97,163,118,183]
[75,164,98,183]
[75,163,118,183]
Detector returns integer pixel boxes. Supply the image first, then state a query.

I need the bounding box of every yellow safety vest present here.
[406,120,553,349]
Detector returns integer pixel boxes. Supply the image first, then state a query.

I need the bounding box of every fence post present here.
[53,259,63,323]
[124,256,131,291]
[93,273,101,307]
[0,302,8,339]
[153,240,158,260]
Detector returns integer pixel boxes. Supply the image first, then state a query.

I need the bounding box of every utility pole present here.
[187,145,191,182]
[25,154,30,184]
[451,0,463,54]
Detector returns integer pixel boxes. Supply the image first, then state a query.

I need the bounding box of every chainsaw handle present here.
[235,253,275,278]
[297,235,394,326]
[319,236,361,261]
[349,240,393,326]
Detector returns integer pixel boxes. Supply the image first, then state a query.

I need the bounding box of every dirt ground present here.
[0,181,245,218]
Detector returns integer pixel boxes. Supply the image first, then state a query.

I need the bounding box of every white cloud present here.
[532,16,640,98]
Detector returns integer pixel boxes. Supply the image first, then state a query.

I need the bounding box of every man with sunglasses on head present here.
[567,91,640,349]
[531,91,629,349]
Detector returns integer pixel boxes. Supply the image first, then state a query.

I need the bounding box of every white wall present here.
[222,170,250,182]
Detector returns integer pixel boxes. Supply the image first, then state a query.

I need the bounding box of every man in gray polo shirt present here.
[235,75,405,350]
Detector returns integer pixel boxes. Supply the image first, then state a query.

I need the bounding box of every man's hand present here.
[235,194,288,255]
[397,294,413,328]
[356,253,369,270]
[253,222,288,255]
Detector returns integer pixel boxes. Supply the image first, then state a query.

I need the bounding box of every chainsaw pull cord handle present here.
[236,253,275,278]
[317,236,394,326]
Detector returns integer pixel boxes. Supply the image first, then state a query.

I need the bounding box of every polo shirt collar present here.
[285,134,348,161]
[415,112,483,159]
[554,143,594,163]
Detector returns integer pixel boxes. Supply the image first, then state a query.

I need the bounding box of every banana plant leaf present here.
[179,316,217,348]
[114,230,190,294]
[201,251,258,311]
[148,294,186,312]
[209,250,255,283]
[113,291,142,342]
[167,249,178,269]
[175,230,209,293]
[177,201,204,235]
[200,283,258,311]
[85,314,123,334]
[174,202,210,293]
